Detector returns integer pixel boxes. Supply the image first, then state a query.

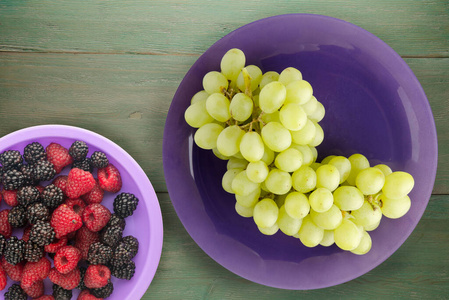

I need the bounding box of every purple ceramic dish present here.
[163,14,437,290]
[0,125,163,298]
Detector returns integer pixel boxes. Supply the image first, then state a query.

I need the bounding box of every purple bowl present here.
[163,14,438,290]
[0,125,163,298]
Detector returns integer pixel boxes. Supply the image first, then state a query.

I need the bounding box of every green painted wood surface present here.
[0,0,448,298]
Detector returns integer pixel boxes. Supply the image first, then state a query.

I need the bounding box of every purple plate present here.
[163,14,437,289]
[0,125,163,298]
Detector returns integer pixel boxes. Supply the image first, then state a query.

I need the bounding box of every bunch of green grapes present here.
[184,48,414,255]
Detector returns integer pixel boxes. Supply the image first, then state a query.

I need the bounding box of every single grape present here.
[260,145,275,165]
[240,131,264,162]
[258,81,287,113]
[334,219,363,251]
[194,123,224,149]
[374,164,393,177]
[310,204,343,230]
[316,164,340,192]
[205,93,231,122]
[227,157,248,170]
[289,144,314,166]
[321,155,336,165]
[184,99,215,128]
[351,200,383,231]
[274,148,303,173]
[309,122,324,147]
[308,101,325,122]
[259,71,280,90]
[279,103,308,131]
[308,187,334,213]
[284,80,313,105]
[382,171,414,199]
[231,170,260,196]
[258,223,279,235]
[297,215,324,247]
[319,230,335,247]
[346,153,370,186]
[356,167,385,195]
[220,48,246,82]
[222,168,243,193]
[190,90,210,104]
[301,95,318,116]
[216,125,245,157]
[203,71,229,94]
[236,65,263,92]
[290,119,316,145]
[212,147,230,160]
[310,146,318,162]
[235,202,254,218]
[278,205,303,236]
[253,198,279,228]
[291,166,317,193]
[379,194,411,219]
[261,121,292,152]
[235,187,261,208]
[310,162,322,171]
[333,186,365,211]
[229,93,253,122]
[278,67,303,86]
[350,230,372,255]
[264,168,292,195]
[284,191,310,219]
[246,160,269,183]
[328,156,351,183]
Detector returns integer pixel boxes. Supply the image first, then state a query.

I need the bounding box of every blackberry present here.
[17,185,40,206]
[107,213,126,230]
[4,236,25,265]
[88,242,112,265]
[69,140,88,161]
[24,241,44,262]
[2,169,24,190]
[4,283,27,300]
[122,235,139,258]
[27,202,50,224]
[113,192,139,218]
[90,151,109,169]
[77,266,87,290]
[100,225,123,248]
[72,158,92,172]
[111,241,134,266]
[34,160,56,182]
[23,142,46,164]
[30,220,55,246]
[20,164,38,186]
[111,259,136,280]
[41,184,64,209]
[53,284,73,300]
[91,281,114,298]
[8,205,27,228]
[0,234,6,255]
[0,150,23,169]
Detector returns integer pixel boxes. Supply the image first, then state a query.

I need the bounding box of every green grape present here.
[212,147,230,160]
[316,164,340,192]
[278,67,303,86]
[279,103,308,131]
[291,166,317,193]
[290,119,316,145]
[297,215,324,247]
[231,170,260,196]
[374,164,393,176]
[184,99,215,128]
[301,96,318,115]
[259,81,287,113]
[235,187,261,208]
[351,200,382,231]
[310,162,322,171]
[203,71,229,94]
[275,193,288,207]
[216,125,245,157]
[205,93,231,122]
[220,48,246,82]
[240,131,264,162]
[278,205,303,236]
[194,123,224,150]
[351,230,372,255]
[319,230,335,247]
[309,122,324,147]
[261,111,280,124]
[261,121,292,152]
[308,101,325,122]
[274,148,303,173]
[333,186,364,211]
[310,146,318,163]
[309,187,334,213]
[328,156,351,183]
[260,145,275,165]
[232,152,245,160]
[310,204,343,230]
[382,171,415,199]
[235,202,254,218]
[379,194,411,219]
[229,93,253,122]
[334,219,363,251]
[190,90,210,104]
[289,144,314,166]
[227,157,248,170]
[346,153,370,186]
[265,168,292,195]
[222,168,243,194]
[284,80,313,105]
[284,191,310,219]
[321,155,336,165]
[253,198,279,228]
[246,161,269,183]
[237,65,263,92]
[260,180,269,192]
[356,167,385,195]
[258,223,279,235]
[259,71,280,90]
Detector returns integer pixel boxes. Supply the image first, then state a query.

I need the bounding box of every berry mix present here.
[0,140,140,299]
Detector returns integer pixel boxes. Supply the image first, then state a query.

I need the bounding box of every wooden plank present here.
[143,193,449,299]
[0,0,448,57]
[0,54,447,193]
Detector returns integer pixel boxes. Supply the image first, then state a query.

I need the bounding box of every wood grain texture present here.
[0,0,448,57]
[144,193,449,300]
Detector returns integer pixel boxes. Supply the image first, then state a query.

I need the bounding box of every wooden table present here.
[1,1,448,299]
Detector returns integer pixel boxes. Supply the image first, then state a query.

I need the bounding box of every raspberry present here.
[26,202,50,224]
[87,242,112,265]
[0,263,7,291]
[99,225,123,248]
[0,150,23,169]
[82,204,111,232]
[5,236,25,265]
[91,280,114,298]
[17,185,40,206]
[24,241,44,262]
[46,143,73,174]
[69,141,89,162]
[34,160,57,182]
[0,209,12,238]
[44,236,68,253]
[41,184,65,209]
[4,283,27,300]
[50,204,83,239]
[35,295,56,300]
[74,226,100,260]
[111,259,135,280]
[2,189,18,207]
[90,151,109,169]
[22,225,32,242]
[23,142,46,164]
[22,279,44,298]
[2,169,24,190]
[72,158,93,173]
[48,267,81,290]
[54,245,81,274]
[84,264,110,289]
[30,220,56,246]
[53,284,72,299]
[52,175,68,195]
[78,289,102,300]
[8,205,27,228]
[1,257,25,281]
[97,164,122,193]
[81,179,104,204]
[66,168,96,199]
[21,256,51,288]
[64,197,86,217]
[113,192,139,218]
